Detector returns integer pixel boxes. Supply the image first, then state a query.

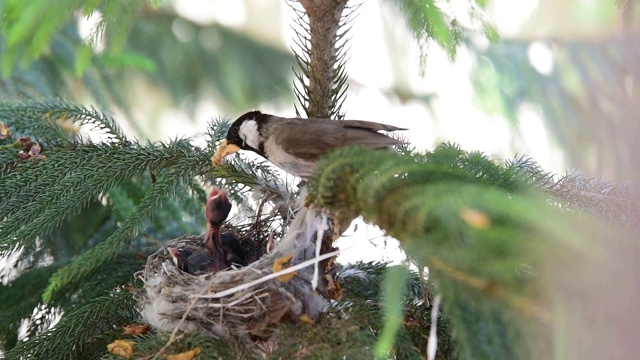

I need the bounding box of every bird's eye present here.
[230,127,239,137]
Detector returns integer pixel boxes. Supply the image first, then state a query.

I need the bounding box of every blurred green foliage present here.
[388,0,498,71]
[0,0,294,122]
[0,0,147,76]
[472,34,640,180]
[124,12,294,112]
[4,1,634,359]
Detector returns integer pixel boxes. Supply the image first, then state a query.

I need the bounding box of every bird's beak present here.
[211,140,240,166]
[167,247,181,263]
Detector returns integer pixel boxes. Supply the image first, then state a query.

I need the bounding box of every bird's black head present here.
[225,110,266,155]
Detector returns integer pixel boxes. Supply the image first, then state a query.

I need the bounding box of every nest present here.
[135,205,340,343]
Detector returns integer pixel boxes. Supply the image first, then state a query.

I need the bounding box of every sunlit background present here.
[2,0,638,356]
[77,0,625,170]
[0,0,631,269]
[75,0,629,264]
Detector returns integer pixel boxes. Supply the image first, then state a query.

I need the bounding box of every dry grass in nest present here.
[134,207,338,345]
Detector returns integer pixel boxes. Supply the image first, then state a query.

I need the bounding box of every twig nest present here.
[135,206,336,342]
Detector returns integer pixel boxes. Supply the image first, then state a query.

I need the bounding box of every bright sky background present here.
[152,0,565,265]
[73,0,583,265]
[0,0,624,348]
[74,0,631,270]
[159,0,563,167]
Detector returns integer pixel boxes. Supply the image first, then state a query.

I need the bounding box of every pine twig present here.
[295,0,350,118]
[427,256,552,324]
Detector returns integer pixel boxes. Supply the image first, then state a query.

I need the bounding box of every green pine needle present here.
[42,147,212,302]
[5,291,139,360]
[374,265,410,358]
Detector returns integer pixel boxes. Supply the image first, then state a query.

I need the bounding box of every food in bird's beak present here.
[211,140,241,166]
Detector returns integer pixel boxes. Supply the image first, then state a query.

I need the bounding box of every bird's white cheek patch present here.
[239,120,260,149]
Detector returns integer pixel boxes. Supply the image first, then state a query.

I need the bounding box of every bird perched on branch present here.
[211,111,406,177]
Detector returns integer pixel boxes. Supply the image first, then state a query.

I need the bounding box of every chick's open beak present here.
[211,140,241,166]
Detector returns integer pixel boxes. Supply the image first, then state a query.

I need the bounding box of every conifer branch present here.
[550,174,640,229]
[101,332,237,359]
[0,139,200,254]
[309,146,568,302]
[388,0,498,75]
[292,0,351,118]
[42,148,212,301]
[5,291,139,360]
[0,98,126,142]
[505,155,640,229]
[0,265,60,350]
[309,144,640,353]
[427,255,551,323]
[335,262,457,359]
[309,146,578,357]
[0,255,143,352]
[272,264,453,360]
[205,117,231,145]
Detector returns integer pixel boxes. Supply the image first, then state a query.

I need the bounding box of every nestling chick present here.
[167,188,236,275]
[211,111,406,177]
[167,247,218,275]
[203,188,233,272]
[221,232,247,266]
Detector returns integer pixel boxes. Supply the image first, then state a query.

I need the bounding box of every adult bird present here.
[211,111,406,177]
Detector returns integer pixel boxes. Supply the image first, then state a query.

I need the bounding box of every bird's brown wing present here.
[336,119,407,132]
[272,118,406,161]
